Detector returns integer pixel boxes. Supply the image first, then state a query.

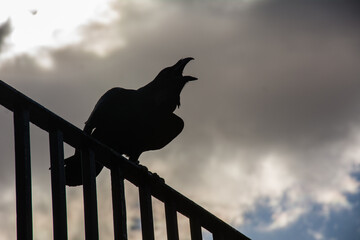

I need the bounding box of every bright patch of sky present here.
[0,0,120,69]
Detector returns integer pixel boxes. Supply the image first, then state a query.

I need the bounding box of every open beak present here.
[174,57,198,81]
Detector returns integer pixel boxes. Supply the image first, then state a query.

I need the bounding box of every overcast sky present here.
[1,0,360,239]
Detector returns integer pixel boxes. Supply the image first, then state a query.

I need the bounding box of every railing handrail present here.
[0,80,250,240]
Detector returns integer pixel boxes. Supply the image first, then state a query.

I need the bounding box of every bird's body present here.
[85,87,185,161]
[64,58,196,186]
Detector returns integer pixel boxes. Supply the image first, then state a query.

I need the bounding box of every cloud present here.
[266,206,307,230]
[0,19,11,52]
[308,229,325,240]
[0,0,360,238]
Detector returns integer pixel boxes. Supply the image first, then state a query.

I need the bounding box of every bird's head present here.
[171,57,198,82]
[154,57,197,88]
[140,57,197,110]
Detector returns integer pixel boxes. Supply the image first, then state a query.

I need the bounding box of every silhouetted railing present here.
[0,80,250,240]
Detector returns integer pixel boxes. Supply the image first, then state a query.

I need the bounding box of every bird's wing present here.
[84,87,136,134]
[141,113,184,151]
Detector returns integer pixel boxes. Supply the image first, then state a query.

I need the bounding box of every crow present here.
[64,57,197,186]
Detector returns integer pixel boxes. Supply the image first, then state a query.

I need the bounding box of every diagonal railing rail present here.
[0,80,250,240]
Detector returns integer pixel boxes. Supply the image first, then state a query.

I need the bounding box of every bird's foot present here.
[128,154,141,165]
[151,172,165,183]
[138,164,148,173]
[136,164,165,183]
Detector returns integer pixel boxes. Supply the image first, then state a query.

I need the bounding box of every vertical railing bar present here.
[189,217,202,240]
[139,183,155,240]
[212,231,225,240]
[165,200,179,240]
[111,165,128,240]
[49,129,68,240]
[81,148,99,240]
[14,107,33,240]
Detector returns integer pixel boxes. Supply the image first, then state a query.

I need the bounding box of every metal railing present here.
[0,80,250,240]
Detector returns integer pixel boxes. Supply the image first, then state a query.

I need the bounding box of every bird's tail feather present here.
[64,151,104,187]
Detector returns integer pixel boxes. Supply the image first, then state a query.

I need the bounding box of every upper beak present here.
[174,57,197,81]
[174,57,194,74]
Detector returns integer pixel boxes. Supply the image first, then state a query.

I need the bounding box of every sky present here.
[1,0,360,239]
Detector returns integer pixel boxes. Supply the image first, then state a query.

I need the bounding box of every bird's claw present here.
[151,172,165,183]
[138,164,148,172]
[137,164,165,183]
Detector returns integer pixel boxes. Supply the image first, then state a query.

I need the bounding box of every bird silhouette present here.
[64,57,197,186]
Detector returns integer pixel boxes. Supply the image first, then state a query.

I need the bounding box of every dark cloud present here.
[0,19,11,52]
[181,0,360,149]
